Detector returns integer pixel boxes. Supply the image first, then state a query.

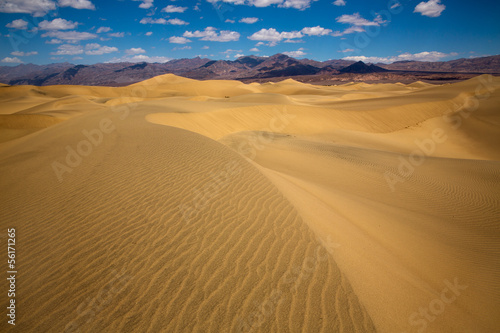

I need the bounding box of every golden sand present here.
[0,75,499,332]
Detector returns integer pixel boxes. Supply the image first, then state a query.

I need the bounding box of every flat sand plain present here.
[0,74,499,332]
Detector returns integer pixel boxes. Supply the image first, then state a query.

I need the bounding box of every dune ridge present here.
[0,74,499,332]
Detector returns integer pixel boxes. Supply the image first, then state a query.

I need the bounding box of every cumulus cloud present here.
[333,0,345,6]
[6,19,29,30]
[333,13,386,36]
[342,51,457,63]
[107,54,172,63]
[140,18,167,24]
[301,26,332,36]
[145,31,153,36]
[183,27,240,42]
[250,47,260,52]
[125,47,146,55]
[283,47,306,57]
[280,0,317,10]
[58,0,95,10]
[39,18,79,30]
[162,5,187,13]
[248,28,303,46]
[225,19,235,23]
[336,12,385,26]
[337,48,354,53]
[46,39,63,44]
[206,0,316,10]
[239,17,259,24]
[11,51,38,56]
[0,0,56,16]
[42,30,97,43]
[109,32,125,37]
[173,45,192,50]
[50,44,83,55]
[84,43,118,55]
[1,56,23,63]
[134,0,153,9]
[167,18,189,25]
[414,0,445,17]
[169,36,191,44]
[96,26,111,33]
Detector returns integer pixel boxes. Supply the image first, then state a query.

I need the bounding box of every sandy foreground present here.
[0,74,499,332]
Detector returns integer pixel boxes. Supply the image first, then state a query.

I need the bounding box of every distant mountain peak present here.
[339,61,388,73]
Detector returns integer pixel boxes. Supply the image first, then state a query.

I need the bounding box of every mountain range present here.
[1,54,499,86]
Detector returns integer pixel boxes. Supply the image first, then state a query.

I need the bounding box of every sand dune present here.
[0,74,499,332]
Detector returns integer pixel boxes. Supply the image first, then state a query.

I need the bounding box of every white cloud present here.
[301,26,332,36]
[206,0,315,10]
[1,56,23,63]
[173,45,192,50]
[333,0,345,6]
[280,0,316,10]
[84,43,118,55]
[73,56,83,60]
[167,18,189,25]
[97,26,111,33]
[46,39,63,44]
[250,47,260,52]
[283,47,306,57]
[332,25,364,36]
[0,0,56,16]
[162,4,187,13]
[6,19,29,30]
[125,47,146,55]
[145,31,153,36]
[248,28,303,45]
[239,17,259,24]
[169,36,191,44]
[337,48,354,53]
[133,0,153,9]
[414,0,445,17]
[39,18,79,30]
[140,18,167,24]
[202,45,210,49]
[42,30,97,43]
[332,13,386,36]
[225,19,235,23]
[390,2,401,10]
[183,27,240,42]
[336,13,385,26]
[51,44,83,55]
[11,51,38,56]
[58,0,95,10]
[222,48,242,54]
[342,51,456,64]
[109,32,125,37]
[107,54,171,63]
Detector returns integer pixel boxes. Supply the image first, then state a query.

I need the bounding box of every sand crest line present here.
[384,74,499,192]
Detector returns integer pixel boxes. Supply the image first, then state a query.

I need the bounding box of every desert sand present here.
[0,74,499,332]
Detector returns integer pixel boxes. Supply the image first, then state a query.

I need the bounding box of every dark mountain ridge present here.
[1,54,498,86]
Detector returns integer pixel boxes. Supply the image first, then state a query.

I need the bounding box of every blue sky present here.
[0,0,498,65]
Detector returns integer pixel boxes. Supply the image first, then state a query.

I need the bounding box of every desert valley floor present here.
[0,74,499,332]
